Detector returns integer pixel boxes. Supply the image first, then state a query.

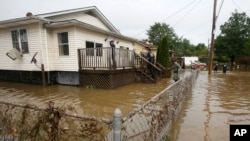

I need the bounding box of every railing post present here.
[113,108,122,141]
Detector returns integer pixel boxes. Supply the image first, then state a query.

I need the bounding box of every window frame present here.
[11,28,29,54]
[86,41,94,56]
[95,43,103,56]
[57,32,69,56]
[85,41,103,57]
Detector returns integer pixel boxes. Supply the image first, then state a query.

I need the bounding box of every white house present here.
[0,6,139,87]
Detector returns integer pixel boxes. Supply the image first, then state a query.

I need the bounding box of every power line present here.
[182,0,239,40]
[162,0,198,22]
[172,0,202,27]
[132,0,199,38]
[181,19,211,38]
[232,0,243,12]
[216,0,225,21]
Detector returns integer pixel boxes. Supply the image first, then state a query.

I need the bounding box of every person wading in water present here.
[172,61,181,82]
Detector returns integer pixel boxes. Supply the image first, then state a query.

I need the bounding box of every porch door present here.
[85,41,103,68]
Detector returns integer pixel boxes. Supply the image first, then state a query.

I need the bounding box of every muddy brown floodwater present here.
[169,71,250,141]
[0,77,173,119]
[1,71,249,140]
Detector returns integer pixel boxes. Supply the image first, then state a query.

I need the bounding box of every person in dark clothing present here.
[173,61,181,82]
[146,48,155,78]
[213,63,218,72]
[146,48,155,64]
[110,40,116,68]
[222,63,227,73]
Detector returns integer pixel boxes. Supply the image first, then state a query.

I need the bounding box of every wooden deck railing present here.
[134,53,162,82]
[78,47,134,70]
[78,48,162,82]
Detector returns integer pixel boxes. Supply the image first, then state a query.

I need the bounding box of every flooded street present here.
[1,70,250,140]
[169,71,250,141]
[0,77,172,119]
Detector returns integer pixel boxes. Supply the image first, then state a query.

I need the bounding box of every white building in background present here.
[182,56,199,66]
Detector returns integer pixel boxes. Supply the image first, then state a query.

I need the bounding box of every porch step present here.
[136,69,156,83]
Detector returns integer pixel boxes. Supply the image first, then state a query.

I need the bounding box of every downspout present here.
[74,26,80,85]
[44,24,51,84]
[39,21,46,86]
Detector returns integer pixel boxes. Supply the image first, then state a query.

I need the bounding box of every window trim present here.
[95,42,103,56]
[11,28,29,54]
[85,41,103,57]
[57,32,69,56]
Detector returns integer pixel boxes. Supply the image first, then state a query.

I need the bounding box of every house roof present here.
[137,41,158,50]
[35,6,120,34]
[0,6,119,33]
[0,16,48,29]
[0,6,137,42]
[44,19,137,42]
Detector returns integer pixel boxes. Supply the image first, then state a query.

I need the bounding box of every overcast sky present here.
[1,0,250,45]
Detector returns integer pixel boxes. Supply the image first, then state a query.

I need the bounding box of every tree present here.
[243,35,250,56]
[174,38,207,57]
[181,39,194,56]
[157,36,170,68]
[146,22,209,59]
[194,43,208,57]
[147,22,177,49]
[214,11,250,63]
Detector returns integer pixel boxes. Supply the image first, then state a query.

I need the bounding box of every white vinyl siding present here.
[45,30,56,71]
[46,12,110,31]
[0,23,42,71]
[76,28,110,68]
[75,27,134,50]
[75,27,135,68]
[0,21,135,72]
[50,27,78,71]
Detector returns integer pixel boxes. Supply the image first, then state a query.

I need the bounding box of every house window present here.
[120,46,129,57]
[96,43,103,56]
[11,29,29,54]
[85,41,103,56]
[86,41,94,56]
[58,32,69,56]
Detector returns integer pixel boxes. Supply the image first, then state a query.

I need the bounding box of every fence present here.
[78,47,134,70]
[0,101,112,141]
[119,70,197,141]
[0,70,198,141]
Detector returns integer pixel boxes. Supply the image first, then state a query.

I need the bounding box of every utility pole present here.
[207,38,210,59]
[208,0,217,75]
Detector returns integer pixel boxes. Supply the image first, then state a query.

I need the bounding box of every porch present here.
[78,48,164,89]
[78,47,134,70]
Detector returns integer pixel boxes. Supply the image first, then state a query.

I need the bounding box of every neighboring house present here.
[0,6,142,88]
[134,41,157,57]
[135,41,175,61]
[134,41,180,77]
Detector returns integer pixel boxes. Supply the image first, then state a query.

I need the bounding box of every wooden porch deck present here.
[78,47,134,70]
[78,48,165,88]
